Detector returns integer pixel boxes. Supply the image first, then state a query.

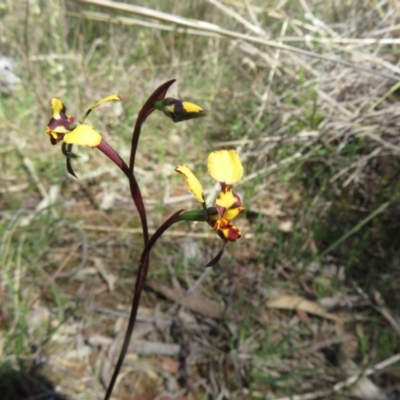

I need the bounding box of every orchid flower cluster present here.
[45,80,244,400]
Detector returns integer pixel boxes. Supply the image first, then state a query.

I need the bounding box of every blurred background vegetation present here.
[1,0,400,399]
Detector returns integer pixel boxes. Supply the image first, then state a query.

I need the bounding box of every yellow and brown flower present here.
[46,95,120,147]
[46,94,123,177]
[175,150,244,242]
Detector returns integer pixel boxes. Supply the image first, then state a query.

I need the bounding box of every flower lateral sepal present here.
[61,142,79,159]
[203,241,227,268]
[154,98,205,123]
[61,143,78,178]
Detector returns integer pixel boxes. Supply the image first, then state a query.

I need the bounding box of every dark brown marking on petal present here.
[48,117,73,132]
[216,204,226,218]
[50,135,59,145]
[225,225,241,241]
[232,192,243,208]
[219,183,230,192]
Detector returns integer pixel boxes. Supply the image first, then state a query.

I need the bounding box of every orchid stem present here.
[103,211,184,400]
[103,80,176,400]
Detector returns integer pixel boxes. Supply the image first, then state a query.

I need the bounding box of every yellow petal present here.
[223,206,244,221]
[182,102,203,113]
[51,98,65,119]
[175,165,204,203]
[216,189,236,210]
[81,94,121,122]
[89,94,121,110]
[46,128,59,141]
[208,150,243,184]
[63,124,102,147]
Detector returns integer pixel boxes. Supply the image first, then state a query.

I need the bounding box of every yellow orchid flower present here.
[46,94,121,147]
[175,150,244,241]
[46,95,122,177]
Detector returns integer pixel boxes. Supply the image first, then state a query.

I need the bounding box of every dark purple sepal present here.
[62,143,77,178]
[66,154,77,178]
[203,241,227,268]
[129,79,176,173]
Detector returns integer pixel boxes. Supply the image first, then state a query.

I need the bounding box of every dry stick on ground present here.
[71,0,400,81]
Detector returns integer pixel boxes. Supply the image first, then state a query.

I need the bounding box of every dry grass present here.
[1,0,400,399]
